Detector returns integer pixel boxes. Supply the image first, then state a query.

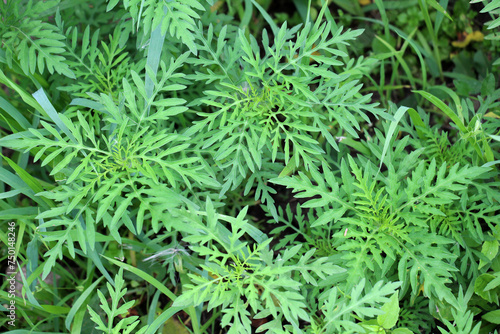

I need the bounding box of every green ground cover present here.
[1,0,500,333]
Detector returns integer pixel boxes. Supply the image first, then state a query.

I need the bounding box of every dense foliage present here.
[0,0,499,333]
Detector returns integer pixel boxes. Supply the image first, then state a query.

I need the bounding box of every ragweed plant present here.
[0,0,499,333]
[186,2,384,217]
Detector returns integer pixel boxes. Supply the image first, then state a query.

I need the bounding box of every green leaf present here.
[104,257,177,302]
[377,291,399,329]
[311,208,346,227]
[106,0,120,11]
[414,90,467,132]
[65,277,104,331]
[1,154,53,208]
[250,0,279,34]
[33,89,78,144]
[425,0,453,20]
[408,108,426,140]
[482,310,500,324]
[475,273,500,304]
[144,306,185,334]
[479,239,499,270]
[392,328,414,334]
[0,97,31,129]
[379,106,412,172]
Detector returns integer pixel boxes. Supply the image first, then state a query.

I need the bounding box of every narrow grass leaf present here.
[379,106,411,172]
[105,256,177,301]
[33,89,78,143]
[65,277,104,330]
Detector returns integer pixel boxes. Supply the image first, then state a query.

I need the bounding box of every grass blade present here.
[379,105,412,172]
[64,277,104,331]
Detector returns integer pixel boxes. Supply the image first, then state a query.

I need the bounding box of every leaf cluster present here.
[0,0,499,334]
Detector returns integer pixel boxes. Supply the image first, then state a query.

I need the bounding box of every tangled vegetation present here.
[1,0,499,333]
